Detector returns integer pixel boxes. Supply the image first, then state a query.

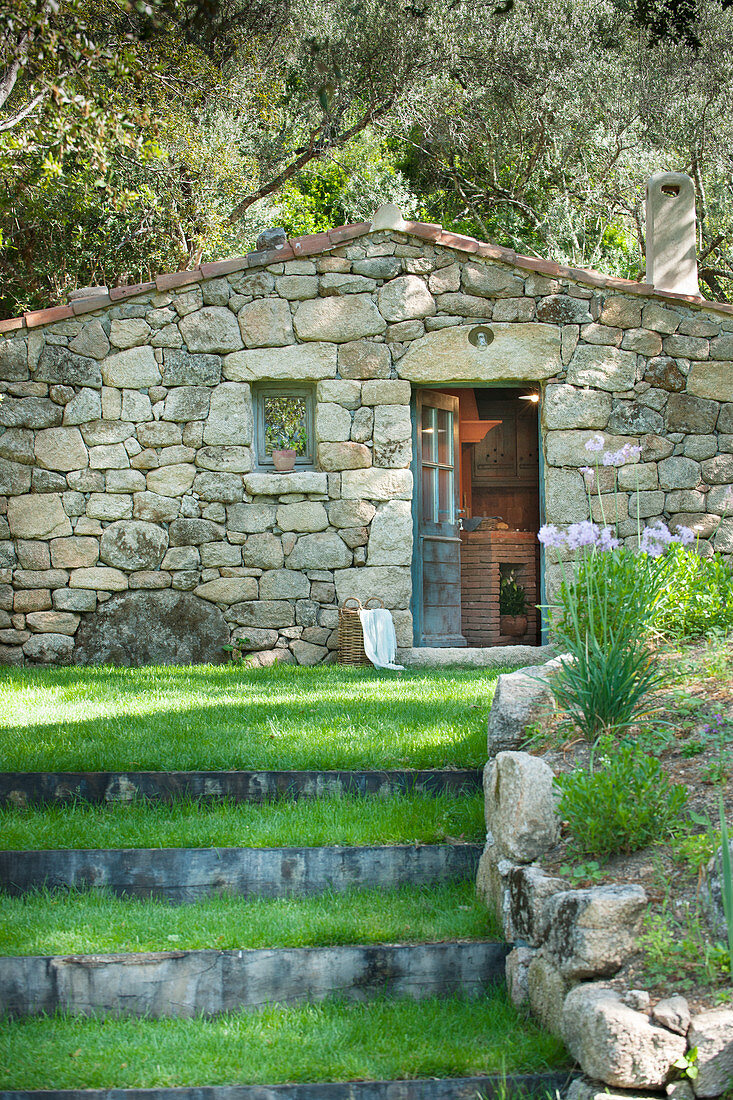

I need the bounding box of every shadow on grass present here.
[0,664,505,772]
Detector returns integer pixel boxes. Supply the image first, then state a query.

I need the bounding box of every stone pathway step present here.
[0,843,482,901]
[0,769,482,807]
[0,1074,575,1100]
[1,941,507,1018]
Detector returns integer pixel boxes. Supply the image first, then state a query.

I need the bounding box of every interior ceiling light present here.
[519,393,540,403]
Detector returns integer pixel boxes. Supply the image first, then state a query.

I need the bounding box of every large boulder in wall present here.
[74,590,229,666]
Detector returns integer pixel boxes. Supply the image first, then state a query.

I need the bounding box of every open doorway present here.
[413,386,542,648]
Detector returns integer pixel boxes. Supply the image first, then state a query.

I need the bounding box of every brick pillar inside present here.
[459,530,540,646]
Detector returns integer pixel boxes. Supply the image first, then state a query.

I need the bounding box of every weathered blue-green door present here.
[415,390,466,647]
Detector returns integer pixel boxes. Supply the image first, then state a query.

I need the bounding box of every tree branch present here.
[0,89,46,131]
[227,98,393,224]
[0,29,31,112]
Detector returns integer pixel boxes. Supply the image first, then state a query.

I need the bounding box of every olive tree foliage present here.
[0,0,484,314]
[2,0,733,316]
[0,0,174,314]
[387,0,733,291]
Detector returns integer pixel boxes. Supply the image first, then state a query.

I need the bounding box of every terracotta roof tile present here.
[155,269,203,291]
[512,255,560,275]
[247,244,295,267]
[71,293,112,315]
[24,305,75,328]
[200,257,250,278]
[435,231,480,254]
[3,219,733,329]
[403,221,443,243]
[290,232,333,258]
[476,242,516,263]
[651,289,704,305]
[109,282,155,302]
[328,223,370,244]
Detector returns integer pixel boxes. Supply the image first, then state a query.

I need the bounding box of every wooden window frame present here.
[254,383,315,468]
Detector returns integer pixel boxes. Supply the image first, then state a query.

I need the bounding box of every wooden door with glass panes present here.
[415,390,466,646]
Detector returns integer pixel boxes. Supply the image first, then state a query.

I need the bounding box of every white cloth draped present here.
[359,608,405,671]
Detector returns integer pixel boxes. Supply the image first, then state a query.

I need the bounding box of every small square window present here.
[254,384,315,467]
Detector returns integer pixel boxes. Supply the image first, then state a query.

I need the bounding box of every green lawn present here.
[0,882,498,955]
[0,995,568,1089]
[0,663,501,772]
[0,791,485,850]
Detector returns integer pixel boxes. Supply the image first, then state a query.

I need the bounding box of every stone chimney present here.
[645,172,699,296]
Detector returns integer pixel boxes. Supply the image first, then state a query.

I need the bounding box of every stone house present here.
[0,177,730,667]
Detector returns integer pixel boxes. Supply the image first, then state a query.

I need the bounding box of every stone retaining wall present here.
[478,662,733,1099]
[0,215,731,665]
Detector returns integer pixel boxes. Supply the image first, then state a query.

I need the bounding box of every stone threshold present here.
[400,645,555,668]
[0,769,482,807]
[0,843,483,901]
[0,941,508,1019]
[0,1072,576,1100]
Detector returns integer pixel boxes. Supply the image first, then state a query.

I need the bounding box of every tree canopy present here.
[1,0,732,317]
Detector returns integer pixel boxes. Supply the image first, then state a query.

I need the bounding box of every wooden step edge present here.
[0,941,509,1019]
[0,1072,576,1100]
[0,769,483,807]
[0,843,484,902]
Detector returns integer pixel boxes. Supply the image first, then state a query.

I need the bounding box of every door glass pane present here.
[422,465,437,522]
[438,467,454,524]
[421,405,437,463]
[437,408,452,466]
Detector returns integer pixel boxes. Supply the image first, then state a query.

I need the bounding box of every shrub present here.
[653,545,733,639]
[556,739,688,856]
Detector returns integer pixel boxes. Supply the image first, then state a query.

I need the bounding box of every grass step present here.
[0,994,569,1089]
[0,769,482,807]
[0,664,500,773]
[0,843,483,901]
[0,792,484,850]
[0,883,498,956]
[0,1073,575,1100]
[1,941,508,1019]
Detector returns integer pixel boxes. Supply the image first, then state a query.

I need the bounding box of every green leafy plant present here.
[556,738,688,856]
[222,637,251,664]
[672,1047,699,1082]
[552,543,671,647]
[264,395,308,455]
[559,860,603,885]
[653,545,733,639]
[549,631,666,743]
[641,905,730,989]
[499,572,528,616]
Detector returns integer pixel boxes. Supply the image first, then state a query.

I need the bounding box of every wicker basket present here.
[337,597,384,666]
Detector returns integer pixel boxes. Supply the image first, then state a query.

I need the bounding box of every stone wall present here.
[0,217,731,665]
[478,665,733,1098]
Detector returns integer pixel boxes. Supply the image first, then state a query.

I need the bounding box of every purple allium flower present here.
[597,527,621,551]
[602,443,642,467]
[585,434,605,453]
[538,524,566,549]
[676,525,695,546]
[566,520,600,549]
[640,522,675,557]
[579,465,596,486]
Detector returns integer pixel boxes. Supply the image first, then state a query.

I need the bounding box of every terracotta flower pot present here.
[500,614,528,637]
[272,448,296,472]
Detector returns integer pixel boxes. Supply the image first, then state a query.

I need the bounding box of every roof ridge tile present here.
[2,220,733,329]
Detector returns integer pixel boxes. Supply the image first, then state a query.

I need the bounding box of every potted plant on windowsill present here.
[269,426,307,472]
[499,572,528,637]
